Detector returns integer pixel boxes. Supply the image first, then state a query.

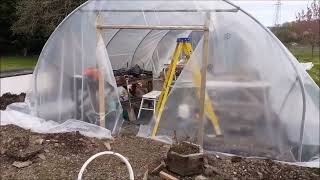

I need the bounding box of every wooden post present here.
[96,12,106,128]
[198,12,211,146]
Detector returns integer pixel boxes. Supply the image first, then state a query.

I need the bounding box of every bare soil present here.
[0,93,319,179]
[0,124,169,180]
[170,142,200,155]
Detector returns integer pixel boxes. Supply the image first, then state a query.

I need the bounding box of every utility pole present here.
[274,0,282,30]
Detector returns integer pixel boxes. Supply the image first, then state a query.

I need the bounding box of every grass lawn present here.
[0,56,38,72]
[288,46,320,86]
[0,46,318,86]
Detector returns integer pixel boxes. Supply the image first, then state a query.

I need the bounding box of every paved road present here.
[0,69,33,78]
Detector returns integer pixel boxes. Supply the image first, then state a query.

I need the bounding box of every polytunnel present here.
[24,0,319,163]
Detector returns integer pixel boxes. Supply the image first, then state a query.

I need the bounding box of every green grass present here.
[0,56,38,72]
[0,46,318,86]
[288,46,320,86]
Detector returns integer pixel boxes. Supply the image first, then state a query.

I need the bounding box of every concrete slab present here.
[0,75,32,95]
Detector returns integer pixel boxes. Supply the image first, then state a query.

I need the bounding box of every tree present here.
[0,0,18,55]
[295,0,320,58]
[273,23,299,44]
[11,0,86,55]
[12,0,86,37]
[296,0,320,21]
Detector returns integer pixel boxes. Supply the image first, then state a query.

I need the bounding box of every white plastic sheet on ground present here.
[300,62,314,71]
[1,103,112,139]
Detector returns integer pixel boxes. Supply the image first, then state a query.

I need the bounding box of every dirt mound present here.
[0,93,26,110]
[1,127,43,161]
[0,124,168,180]
[44,131,89,154]
[205,155,319,180]
[170,142,200,155]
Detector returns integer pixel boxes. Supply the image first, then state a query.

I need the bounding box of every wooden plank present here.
[81,8,239,13]
[159,171,179,180]
[96,13,106,128]
[97,24,208,31]
[198,12,211,146]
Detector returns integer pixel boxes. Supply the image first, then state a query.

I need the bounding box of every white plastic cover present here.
[1,103,112,139]
[23,0,318,162]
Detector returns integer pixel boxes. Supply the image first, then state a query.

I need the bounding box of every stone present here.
[54,143,59,147]
[6,146,43,161]
[195,175,209,180]
[204,165,222,176]
[142,170,148,180]
[35,139,44,145]
[1,149,6,155]
[38,154,46,160]
[12,161,32,168]
[103,142,111,150]
[257,172,263,179]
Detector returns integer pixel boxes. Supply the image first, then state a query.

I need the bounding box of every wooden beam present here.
[159,171,178,180]
[96,24,208,31]
[81,8,239,13]
[96,13,106,128]
[198,12,211,146]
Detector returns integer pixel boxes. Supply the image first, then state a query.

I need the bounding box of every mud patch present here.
[0,93,25,110]
[44,131,88,154]
[2,128,43,161]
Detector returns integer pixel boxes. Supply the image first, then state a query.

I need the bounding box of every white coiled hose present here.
[77,151,134,180]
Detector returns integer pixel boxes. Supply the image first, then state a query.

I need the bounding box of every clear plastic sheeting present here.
[23,0,318,163]
[29,7,123,135]
[142,9,319,162]
[1,104,112,139]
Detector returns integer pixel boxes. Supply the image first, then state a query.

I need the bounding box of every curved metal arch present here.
[153,30,194,57]
[130,30,170,65]
[222,0,307,162]
[151,30,172,71]
[146,30,178,72]
[33,2,307,157]
[149,30,193,66]
[36,0,92,68]
[33,0,92,115]
[105,29,121,47]
[130,29,153,66]
[149,30,172,60]
[133,30,195,75]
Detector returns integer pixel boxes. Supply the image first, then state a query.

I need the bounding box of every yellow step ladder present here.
[152,38,222,138]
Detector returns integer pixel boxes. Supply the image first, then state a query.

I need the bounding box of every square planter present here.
[166,141,204,176]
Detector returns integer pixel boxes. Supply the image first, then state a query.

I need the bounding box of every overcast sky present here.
[231,0,311,26]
